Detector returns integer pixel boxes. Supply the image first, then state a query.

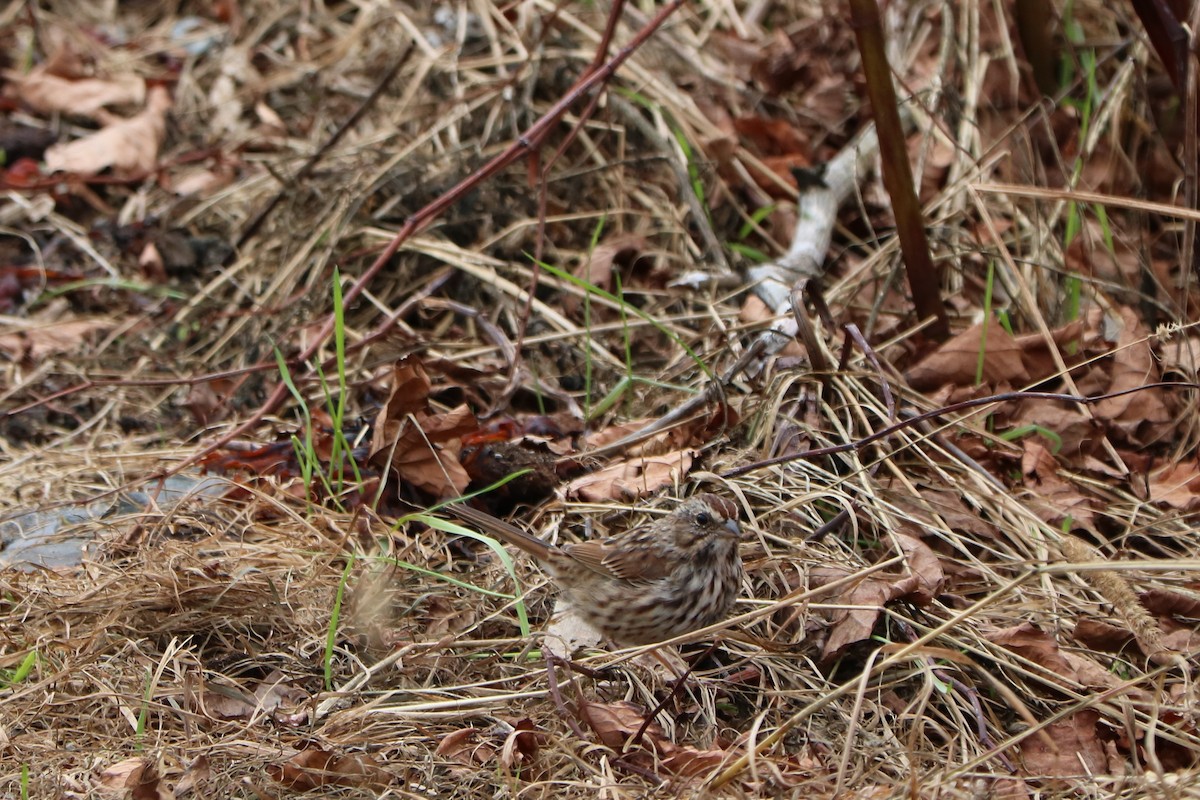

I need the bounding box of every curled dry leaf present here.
[574,233,647,292]
[1093,307,1173,443]
[267,746,391,792]
[564,448,694,502]
[44,85,172,176]
[1018,710,1114,780]
[369,357,477,498]
[96,758,158,797]
[577,700,732,780]
[436,726,496,767]
[1146,460,1200,510]
[813,534,944,660]
[986,623,1124,690]
[3,69,145,118]
[905,321,1029,392]
[1020,440,1098,532]
[195,669,308,725]
[578,699,658,750]
[0,316,114,361]
[437,720,544,775]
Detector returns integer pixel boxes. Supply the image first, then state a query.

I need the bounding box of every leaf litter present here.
[1,1,1200,798]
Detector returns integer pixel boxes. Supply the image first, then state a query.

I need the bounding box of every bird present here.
[445,494,744,646]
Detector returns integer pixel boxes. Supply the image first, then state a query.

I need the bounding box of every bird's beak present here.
[724,518,742,538]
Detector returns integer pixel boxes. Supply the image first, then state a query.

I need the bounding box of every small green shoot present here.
[2,650,37,687]
[273,347,318,502]
[737,204,777,241]
[273,269,365,511]
[36,277,188,303]
[315,268,363,494]
[1064,273,1081,324]
[998,424,1063,454]
[671,126,707,210]
[324,554,354,691]
[996,309,1014,336]
[728,242,769,263]
[976,261,997,386]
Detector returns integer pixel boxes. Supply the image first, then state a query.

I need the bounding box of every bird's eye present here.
[695,512,712,526]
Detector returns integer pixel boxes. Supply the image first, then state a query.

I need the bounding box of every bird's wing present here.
[562,540,671,582]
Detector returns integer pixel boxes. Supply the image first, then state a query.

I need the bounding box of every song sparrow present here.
[447,494,744,646]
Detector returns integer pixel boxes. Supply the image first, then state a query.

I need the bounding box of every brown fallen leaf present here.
[173,756,210,798]
[1093,307,1173,444]
[1018,710,1112,780]
[986,622,1122,690]
[814,567,916,660]
[436,726,496,768]
[95,758,160,799]
[44,85,172,176]
[574,233,647,291]
[812,535,945,660]
[267,746,391,791]
[3,69,145,118]
[1139,588,1200,618]
[1147,460,1200,510]
[577,700,733,780]
[564,448,694,502]
[1020,439,1098,532]
[370,357,478,498]
[195,669,308,725]
[0,317,114,361]
[578,699,657,750]
[905,320,1029,391]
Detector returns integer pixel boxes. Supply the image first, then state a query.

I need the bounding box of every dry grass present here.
[2,0,1200,797]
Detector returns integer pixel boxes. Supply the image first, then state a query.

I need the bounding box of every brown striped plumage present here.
[448,494,744,646]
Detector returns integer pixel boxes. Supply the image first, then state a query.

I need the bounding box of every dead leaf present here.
[420,594,478,637]
[1073,619,1136,653]
[378,357,432,418]
[173,756,210,798]
[4,69,145,118]
[578,700,658,750]
[1018,710,1111,779]
[0,317,114,361]
[498,718,542,771]
[812,535,946,659]
[96,758,160,799]
[195,670,308,725]
[1147,460,1200,510]
[1020,440,1098,532]
[574,233,647,291]
[388,404,476,496]
[565,448,694,502]
[370,357,478,497]
[1093,307,1173,443]
[436,727,496,767]
[267,746,391,791]
[986,623,1121,691]
[1140,588,1200,618]
[44,85,172,175]
[905,321,1029,391]
[814,568,913,660]
[893,533,945,604]
[577,700,732,779]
